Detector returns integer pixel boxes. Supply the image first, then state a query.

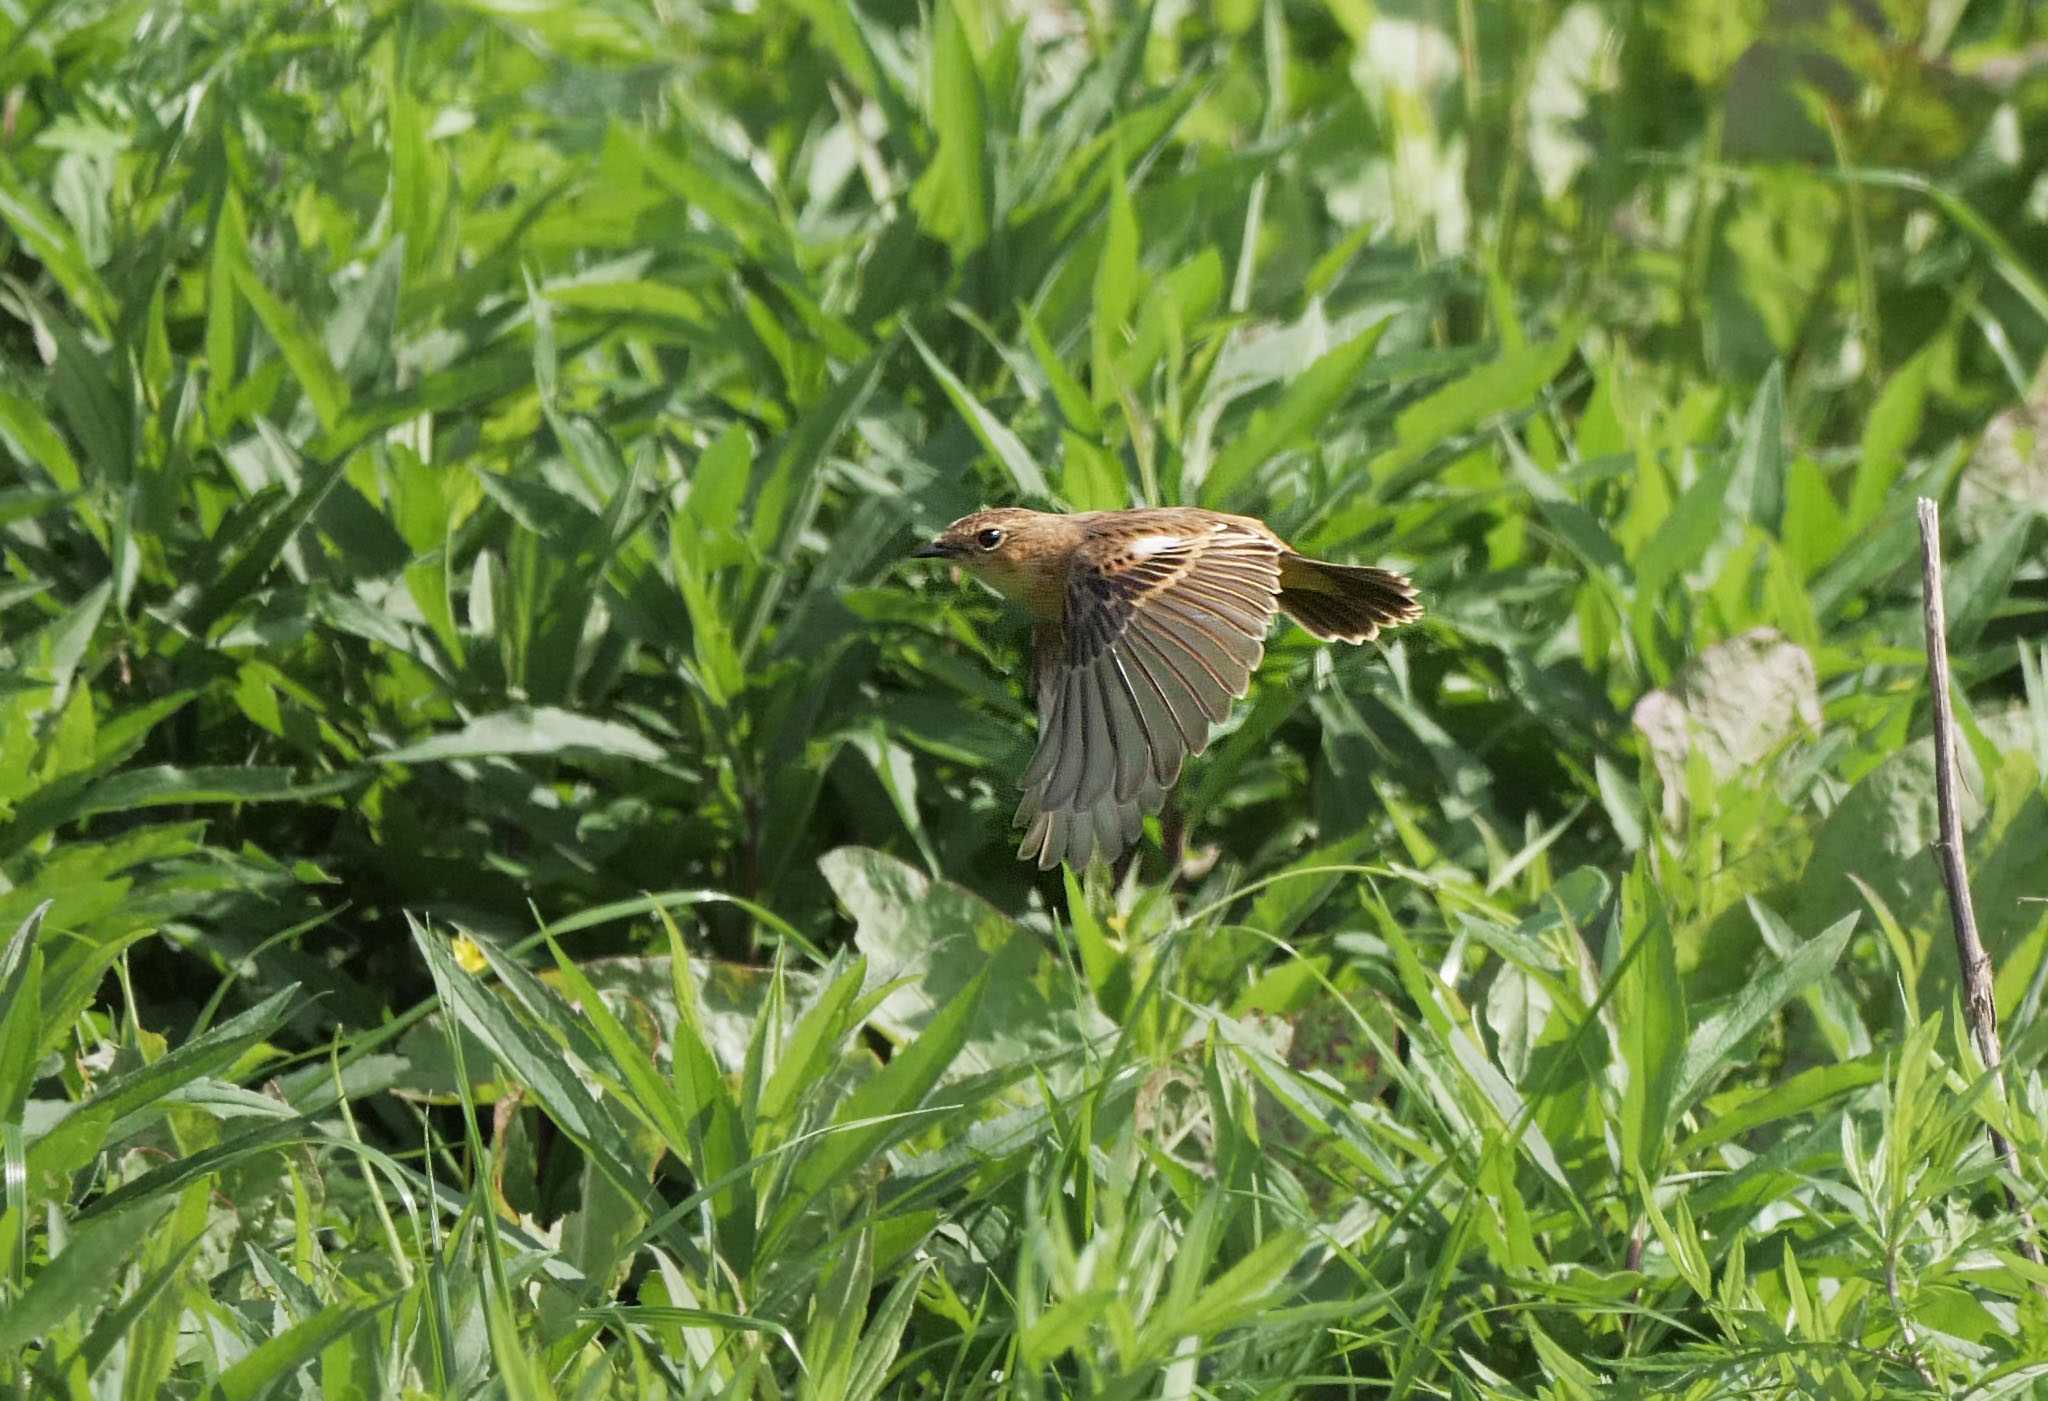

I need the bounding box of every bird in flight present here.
[913,506,1422,870]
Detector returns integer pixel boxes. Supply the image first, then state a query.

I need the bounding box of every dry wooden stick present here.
[1915,496,2044,1273]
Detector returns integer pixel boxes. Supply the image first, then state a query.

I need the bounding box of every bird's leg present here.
[1157,790,1185,874]
[1110,842,1140,888]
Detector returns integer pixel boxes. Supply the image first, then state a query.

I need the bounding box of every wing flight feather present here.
[1016,520,1282,869]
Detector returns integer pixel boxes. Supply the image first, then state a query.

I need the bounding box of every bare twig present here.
[1916,496,2044,1274]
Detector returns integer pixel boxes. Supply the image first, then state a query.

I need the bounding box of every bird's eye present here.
[975,527,1005,551]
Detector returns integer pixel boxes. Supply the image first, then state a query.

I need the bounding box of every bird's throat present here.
[971,556,1067,621]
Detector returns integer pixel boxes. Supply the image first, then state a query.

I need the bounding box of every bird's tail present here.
[1276,556,1423,643]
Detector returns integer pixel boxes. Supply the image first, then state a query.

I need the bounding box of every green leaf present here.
[1595,753,1646,852]
[0,768,344,863]
[758,956,869,1129]
[841,1258,932,1401]
[210,1301,390,1401]
[35,576,110,700]
[33,306,130,490]
[75,1115,316,1222]
[799,1222,874,1401]
[1779,455,1848,578]
[184,448,352,636]
[0,902,48,1125]
[628,131,784,263]
[206,186,247,422]
[0,164,112,330]
[1060,867,1121,1004]
[482,1250,556,1401]
[384,45,442,282]
[1019,1286,1123,1367]
[1133,1225,1305,1362]
[0,1200,172,1355]
[588,1305,800,1367]
[1945,515,2031,651]
[674,530,746,709]
[749,345,892,564]
[1634,454,1730,602]
[1504,431,1628,577]
[1059,430,1125,512]
[1724,361,1786,535]
[379,706,666,766]
[66,1229,206,1377]
[907,0,988,257]
[0,387,83,493]
[228,259,351,431]
[767,955,990,1249]
[1022,306,1101,436]
[1115,247,1220,407]
[58,985,302,1135]
[1619,895,1684,1179]
[907,325,1049,498]
[1852,351,1929,529]
[543,941,696,1164]
[1679,1058,1884,1156]
[1091,163,1139,406]
[415,923,636,1165]
[1362,327,1578,490]
[1245,827,1378,941]
[782,0,892,106]
[820,847,1107,1072]
[685,424,753,540]
[1200,319,1389,506]
[656,912,752,1260]
[1675,908,1859,1113]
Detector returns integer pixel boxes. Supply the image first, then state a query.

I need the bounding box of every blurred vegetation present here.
[3,0,2048,1394]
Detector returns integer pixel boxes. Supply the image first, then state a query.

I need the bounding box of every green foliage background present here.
[3,0,2048,1394]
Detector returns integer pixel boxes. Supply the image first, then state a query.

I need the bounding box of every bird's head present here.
[911,507,1075,614]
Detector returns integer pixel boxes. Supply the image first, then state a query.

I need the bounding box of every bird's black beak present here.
[910,541,954,559]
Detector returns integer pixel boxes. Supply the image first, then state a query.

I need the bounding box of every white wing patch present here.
[1127,534,1188,558]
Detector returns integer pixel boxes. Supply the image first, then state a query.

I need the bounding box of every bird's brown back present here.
[1069,507,1289,549]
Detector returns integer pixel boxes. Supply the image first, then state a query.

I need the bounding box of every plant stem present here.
[1916,495,2045,1275]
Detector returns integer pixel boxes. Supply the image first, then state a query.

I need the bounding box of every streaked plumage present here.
[913,506,1422,869]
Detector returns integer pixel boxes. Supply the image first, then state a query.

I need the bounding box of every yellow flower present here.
[452,932,489,974]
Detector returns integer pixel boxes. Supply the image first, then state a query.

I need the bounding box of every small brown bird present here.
[913,506,1422,870]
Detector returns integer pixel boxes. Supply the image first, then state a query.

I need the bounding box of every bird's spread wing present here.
[1016,521,1283,869]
